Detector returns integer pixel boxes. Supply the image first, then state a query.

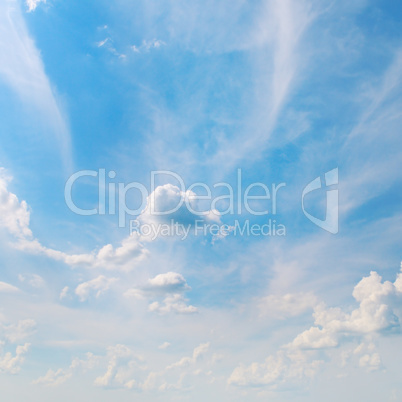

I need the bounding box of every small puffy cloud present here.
[0,343,30,374]
[33,352,100,387]
[228,349,322,387]
[33,368,72,386]
[1,319,36,343]
[59,286,69,300]
[26,0,46,12]
[125,272,190,297]
[19,233,149,271]
[158,342,171,350]
[166,342,210,370]
[75,276,118,302]
[290,327,338,349]
[125,272,197,314]
[149,294,198,315]
[94,345,144,389]
[18,274,45,288]
[0,281,19,293]
[358,352,382,371]
[354,341,382,372]
[258,292,317,318]
[0,317,35,375]
[148,272,190,293]
[0,170,32,239]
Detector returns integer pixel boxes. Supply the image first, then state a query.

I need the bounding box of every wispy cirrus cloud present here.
[0,0,72,172]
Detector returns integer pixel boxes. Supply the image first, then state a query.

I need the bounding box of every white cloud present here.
[26,0,46,12]
[228,349,323,387]
[94,345,143,389]
[130,39,166,54]
[148,272,190,293]
[0,317,35,375]
[337,49,402,214]
[138,184,221,241]
[0,170,32,239]
[33,352,99,386]
[1,319,36,343]
[0,171,149,271]
[125,272,197,314]
[33,342,214,392]
[75,276,118,302]
[97,38,109,47]
[0,1,72,170]
[289,270,401,350]
[59,286,69,300]
[158,342,171,350]
[33,368,72,386]
[0,281,19,293]
[18,274,45,288]
[167,343,210,370]
[142,39,166,51]
[354,341,382,372]
[229,266,402,387]
[0,343,30,374]
[258,292,317,318]
[148,294,198,315]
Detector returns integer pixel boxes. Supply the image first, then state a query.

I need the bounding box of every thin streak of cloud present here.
[0,0,73,173]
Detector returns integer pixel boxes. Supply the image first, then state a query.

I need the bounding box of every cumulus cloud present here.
[141,342,213,391]
[0,317,35,375]
[124,272,197,314]
[158,342,171,350]
[166,343,210,370]
[228,349,323,387]
[34,346,141,389]
[33,368,72,386]
[354,340,383,372]
[0,343,30,374]
[288,270,402,350]
[148,294,198,315]
[34,342,214,392]
[33,352,99,387]
[229,266,402,387]
[94,345,144,389]
[59,286,69,300]
[148,272,190,293]
[1,319,36,343]
[0,170,32,239]
[75,276,118,302]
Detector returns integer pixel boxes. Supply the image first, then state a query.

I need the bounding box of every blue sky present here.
[0,0,402,400]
